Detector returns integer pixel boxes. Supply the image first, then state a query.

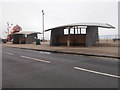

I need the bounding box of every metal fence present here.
[99,35,118,44]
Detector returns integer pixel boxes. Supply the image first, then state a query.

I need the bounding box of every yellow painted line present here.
[20,55,50,63]
[74,67,120,79]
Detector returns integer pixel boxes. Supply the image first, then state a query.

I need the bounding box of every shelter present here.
[10,31,42,44]
[45,23,115,47]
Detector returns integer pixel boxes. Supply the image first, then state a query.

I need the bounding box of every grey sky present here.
[1,0,118,39]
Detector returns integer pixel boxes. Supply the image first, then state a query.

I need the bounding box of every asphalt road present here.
[2,47,119,88]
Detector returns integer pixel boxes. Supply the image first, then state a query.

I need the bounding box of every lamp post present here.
[7,22,10,42]
[42,10,44,41]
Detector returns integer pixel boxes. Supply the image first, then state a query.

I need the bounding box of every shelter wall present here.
[50,28,64,46]
[26,34,37,44]
[13,34,25,44]
[86,27,98,47]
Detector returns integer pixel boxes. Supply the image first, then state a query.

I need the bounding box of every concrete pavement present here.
[2,42,119,59]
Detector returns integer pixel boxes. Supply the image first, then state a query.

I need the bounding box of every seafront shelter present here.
[9,31,41,44]
[45,23,115,47]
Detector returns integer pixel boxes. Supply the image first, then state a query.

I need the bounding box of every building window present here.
[64,29,68,35]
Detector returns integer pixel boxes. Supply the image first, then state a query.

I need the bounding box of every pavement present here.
[2,42,119,59]
[2,47,119,88]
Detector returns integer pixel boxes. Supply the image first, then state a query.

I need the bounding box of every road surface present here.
[2,47,119,88]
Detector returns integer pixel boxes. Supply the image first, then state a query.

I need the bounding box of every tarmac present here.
[2,42,119,59]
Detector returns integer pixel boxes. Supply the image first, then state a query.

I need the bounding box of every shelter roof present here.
[13,31,42,35]
[45,23,115,31]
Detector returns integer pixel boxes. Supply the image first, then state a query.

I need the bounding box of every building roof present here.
[13,31,42,35]
[45,23,115,31]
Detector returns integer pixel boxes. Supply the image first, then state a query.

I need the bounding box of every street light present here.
[7,22,10,42]
[42,10,44,41]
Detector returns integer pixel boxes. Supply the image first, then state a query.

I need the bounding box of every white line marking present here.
[39,51,51,54]
[0,51,14,55]
[74,67,120,79]
[20,55,50,63]
[21,56,32,59]
[5,52,14,55]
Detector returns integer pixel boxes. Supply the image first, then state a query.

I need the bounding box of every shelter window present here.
[81,28,86,34]
[77,29,81,34]
[70,27,79,34]
[75,28,79,34]
[70,28,74,34]
[25,34,27,37]
[64,29,68,35]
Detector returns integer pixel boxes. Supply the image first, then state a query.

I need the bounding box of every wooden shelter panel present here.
[58,34,86,46]
[58,35,68,45]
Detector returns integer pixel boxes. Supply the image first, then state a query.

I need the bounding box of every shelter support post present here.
[67,28,70,46]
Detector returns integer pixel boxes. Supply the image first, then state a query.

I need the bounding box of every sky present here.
[0,0,119,39]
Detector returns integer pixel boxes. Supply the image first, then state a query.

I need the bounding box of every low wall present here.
[96,43,119,47]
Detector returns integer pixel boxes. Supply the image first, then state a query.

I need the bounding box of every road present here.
[2,47,119,88]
